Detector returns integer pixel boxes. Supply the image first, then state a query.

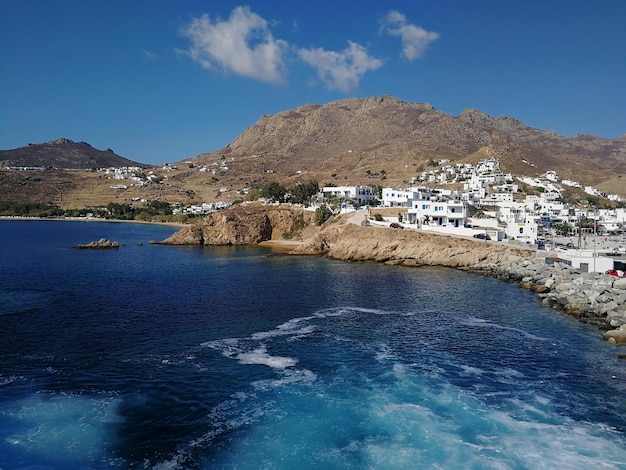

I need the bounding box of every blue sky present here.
[2,1,625,165]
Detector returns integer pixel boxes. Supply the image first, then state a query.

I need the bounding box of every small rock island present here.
[73,238,120,249]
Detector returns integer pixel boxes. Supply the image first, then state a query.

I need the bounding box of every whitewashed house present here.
[506,220,539,245]
[406,200,467,228]
[381,187,431,208]
[322,185,376,205]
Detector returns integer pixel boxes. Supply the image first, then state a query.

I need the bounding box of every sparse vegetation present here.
[0,201,64,217]
[260,182,287,203]
[555,222,573,236]
[315,204,332,225]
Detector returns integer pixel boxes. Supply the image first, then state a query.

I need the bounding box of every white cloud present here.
[298,41,383,93]
[141,49,158,62]
[383,10,439,61]
[179,6,287,85]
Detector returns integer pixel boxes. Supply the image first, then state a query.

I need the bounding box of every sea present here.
[1,220,626,469]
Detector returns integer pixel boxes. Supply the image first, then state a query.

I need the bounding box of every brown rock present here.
[73,238,120,249]
[161,204,533,269]
[292,216,533,268]
[160,203,315,246]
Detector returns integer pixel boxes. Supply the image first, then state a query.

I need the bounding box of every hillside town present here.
[318,159,625,275]
[105,156,620,276]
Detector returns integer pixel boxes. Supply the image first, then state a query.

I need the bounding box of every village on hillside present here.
[317,159,626,274]
[147,157,624,276]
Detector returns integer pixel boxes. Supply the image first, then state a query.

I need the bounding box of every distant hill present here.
[0,138,145,169]
[192,95,626,193]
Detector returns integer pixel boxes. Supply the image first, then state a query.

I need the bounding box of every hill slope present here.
[0,138,145,169]
[192,95,626,191]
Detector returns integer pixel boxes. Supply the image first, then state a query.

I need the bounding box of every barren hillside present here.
[192,95,626,190]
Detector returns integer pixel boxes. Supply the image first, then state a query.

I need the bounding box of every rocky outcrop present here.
[291,217,533,267]
[73,238,120,249]
[477,258,626,339]
[160,203,315,246]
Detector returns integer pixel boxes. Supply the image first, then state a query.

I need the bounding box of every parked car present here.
[390,223,404,229]
[606,269,626,278]
[473,233,491,240]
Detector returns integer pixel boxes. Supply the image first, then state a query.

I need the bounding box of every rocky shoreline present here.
[471,258,626,343]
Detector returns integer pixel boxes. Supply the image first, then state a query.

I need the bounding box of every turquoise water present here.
[1,220,625,469]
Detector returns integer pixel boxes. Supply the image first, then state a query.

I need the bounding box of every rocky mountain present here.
[0,138,145,169]
[194,95,626,194]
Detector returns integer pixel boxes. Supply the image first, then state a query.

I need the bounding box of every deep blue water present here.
[1,220,626,469]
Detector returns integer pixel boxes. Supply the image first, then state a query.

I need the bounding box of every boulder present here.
[613,278,626,290]
[603,325,626,343]
[160,203,315,246]
[73,238,120,249]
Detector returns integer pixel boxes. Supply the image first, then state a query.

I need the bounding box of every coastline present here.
[0,215,189,228]
[5,211,622,344]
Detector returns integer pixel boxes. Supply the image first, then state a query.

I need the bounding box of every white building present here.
[406,200,467,228]
[323,185,376,205]
[381,187,431,208]
[557,251,615,274]
[505,219,539,245]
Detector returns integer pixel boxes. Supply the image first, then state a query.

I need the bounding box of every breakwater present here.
[473,257,626,343]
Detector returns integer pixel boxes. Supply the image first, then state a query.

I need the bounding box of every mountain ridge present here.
[0,138,146,169]
[191,95,626,191]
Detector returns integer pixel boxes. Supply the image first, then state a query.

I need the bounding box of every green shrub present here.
[315,204,332,225]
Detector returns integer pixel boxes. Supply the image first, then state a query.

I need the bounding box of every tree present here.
[289,180,319,205]
[315,204,332,225]
[371,184,383,199]
[244,188,262,201]
[261,182,287,203]
[555,222,573,236]
[106,202,133,219]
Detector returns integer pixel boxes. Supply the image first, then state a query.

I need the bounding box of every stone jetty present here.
[475,258,626,343]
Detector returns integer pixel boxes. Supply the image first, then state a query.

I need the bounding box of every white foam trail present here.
[459,315,551,341]
[2,393,122,466]
[236,347,297,369]
[252,369,317,391]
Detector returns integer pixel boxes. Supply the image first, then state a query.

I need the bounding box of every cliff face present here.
[292,217,533,267]
[162,204,533,268]
[161,203,315,245]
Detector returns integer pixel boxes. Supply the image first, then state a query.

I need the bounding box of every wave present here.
[143,306,626,469]
[458,314,553,341]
